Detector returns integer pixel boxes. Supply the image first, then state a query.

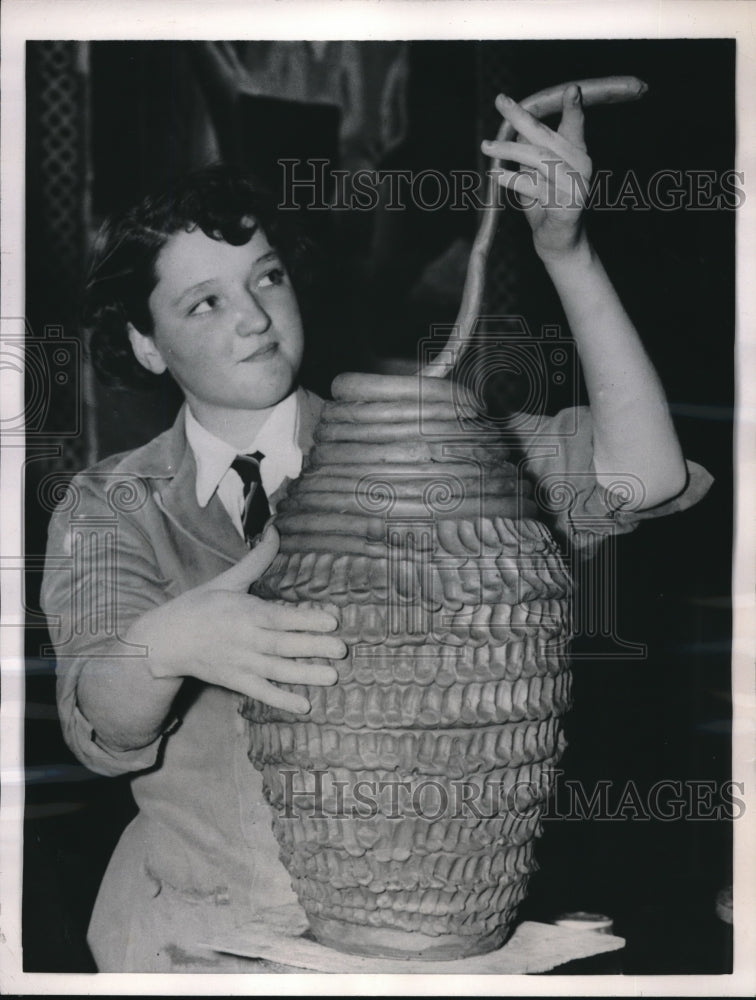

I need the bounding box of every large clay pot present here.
[244,372,573,960]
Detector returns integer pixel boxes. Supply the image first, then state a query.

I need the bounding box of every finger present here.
[482,139,562,174]
[251,654,338,687]
[253,627,348,661]
[249,596,341,635]
[557,83,586,149]
[193,597,345,661]
[490,166,540,208]
[495,92,555,142]
[495,92,583,166]
[515,132,541,190]
[241,675,312,715]
[210,524,280,591]
[484,141,587,205]
[216,653,337,706]
[485,131,590,182]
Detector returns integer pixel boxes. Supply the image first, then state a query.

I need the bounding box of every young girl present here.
[41,87,711,972]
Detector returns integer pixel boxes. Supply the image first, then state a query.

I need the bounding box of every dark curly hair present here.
[85,164,315,388]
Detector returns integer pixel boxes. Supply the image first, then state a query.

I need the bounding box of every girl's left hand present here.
[481,83,592,261]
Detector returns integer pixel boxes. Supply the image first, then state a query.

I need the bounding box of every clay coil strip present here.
[331,637,568,685]
[261,770,549,826]
[246,717,564,773]
[247,717,564,766]
[432,515,558,556]
[260,540,570,608]
[333,598,571,644]
[274,507,555,558]
[490,515,563,552]
[281,854,533,896]
[281,841,535,890]
[295,876,528,917]
[244,632,569,689]
[443,597,571,642]
[274,512,388,541]
[275,514,549,557]
[333,635,569,685]
[248,671,572,729]
[270,810,543,858]
[286,471,522,499]
[300,896,526,938]
[323,400,463,423]
[270,552,389,603]
[314,419,483,443]
[260,757,561,817]
[331,373,458,403]
[309,440,513,466]
[294,876,529,919]
[277,532,393,558]
[298,461,516,482]
[300,896,527,937]
[276,512,548,558]
[277,493,528,521]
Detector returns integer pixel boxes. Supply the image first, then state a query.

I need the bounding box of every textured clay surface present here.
[244,374,573,959]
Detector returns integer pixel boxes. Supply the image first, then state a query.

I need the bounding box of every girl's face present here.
[134,224,304,422]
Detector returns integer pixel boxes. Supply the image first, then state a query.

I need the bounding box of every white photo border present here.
[2,1,754,995]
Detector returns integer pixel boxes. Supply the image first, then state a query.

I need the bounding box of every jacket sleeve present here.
[513,406,714,555]
[40,469,177,777]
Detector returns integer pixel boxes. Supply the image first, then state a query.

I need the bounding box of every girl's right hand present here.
[124,524,345,714]
[481,84,593,262]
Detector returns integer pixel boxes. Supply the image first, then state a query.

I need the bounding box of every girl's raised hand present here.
[481,83,593,261]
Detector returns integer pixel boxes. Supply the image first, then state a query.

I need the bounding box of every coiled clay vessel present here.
[244,73,647,962]
[244,372,573,960]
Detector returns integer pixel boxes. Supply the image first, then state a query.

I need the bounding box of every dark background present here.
[24,39,734,973]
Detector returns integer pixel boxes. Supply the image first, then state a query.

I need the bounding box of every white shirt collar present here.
[185,390,303,508]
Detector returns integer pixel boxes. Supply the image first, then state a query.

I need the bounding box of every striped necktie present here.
[231,451,270,546]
